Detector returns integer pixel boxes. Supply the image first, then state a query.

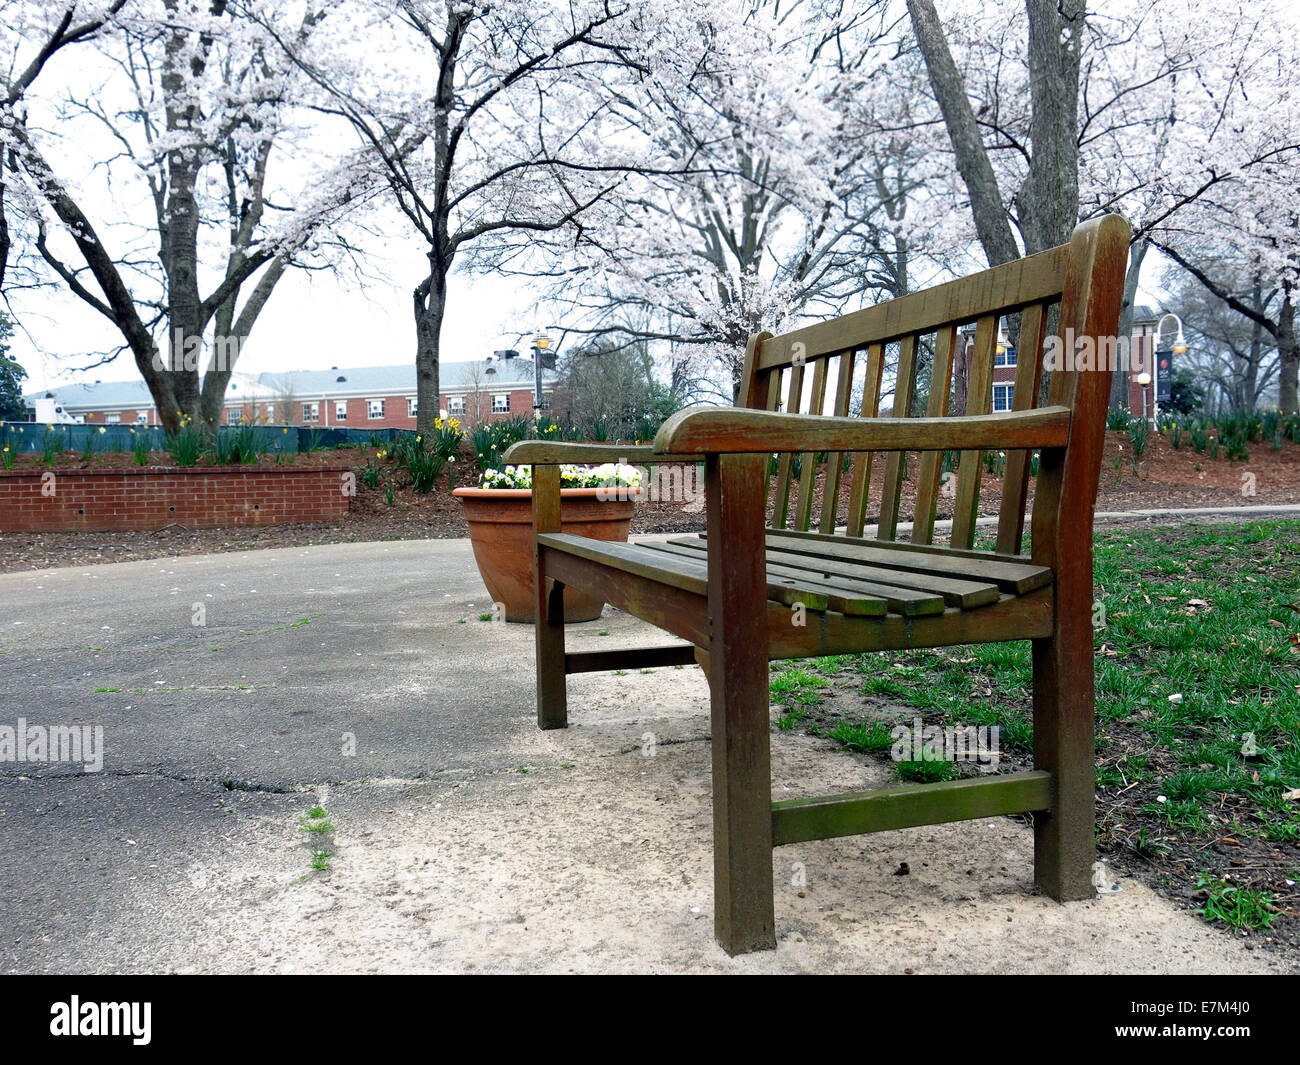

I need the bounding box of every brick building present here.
[24,356,558,429]
[956,305,1160,415]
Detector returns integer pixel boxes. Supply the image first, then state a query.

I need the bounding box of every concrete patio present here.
[0,538,1286,973]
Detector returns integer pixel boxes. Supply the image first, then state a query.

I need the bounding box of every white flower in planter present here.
[477,463,641,490]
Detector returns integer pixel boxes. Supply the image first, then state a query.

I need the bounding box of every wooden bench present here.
[504,214,1129,955]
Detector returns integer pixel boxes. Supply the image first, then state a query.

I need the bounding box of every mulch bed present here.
[1,430,1297,574]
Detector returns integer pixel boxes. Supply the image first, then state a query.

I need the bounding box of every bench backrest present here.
[737,213,1130,557]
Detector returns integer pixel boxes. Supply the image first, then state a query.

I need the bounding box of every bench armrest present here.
[652,405,1073,455]
[502,441,701,465]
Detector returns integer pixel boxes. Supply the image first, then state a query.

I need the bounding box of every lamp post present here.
[1149,312,1188,424]
[1135,371,1152,423]
[531,332,554,413]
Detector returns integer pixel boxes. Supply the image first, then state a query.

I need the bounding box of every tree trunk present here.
[1245,283,1263,409]
[0,172,8,292]
[1279,287,1298,414]
[414,267,444,436]
[906,0,1020,268]
[160,1,218,435]
[1111,238,1147,410]
[1019,0,1085,255]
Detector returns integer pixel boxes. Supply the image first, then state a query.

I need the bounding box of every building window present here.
[992,384,1014,412]
[105,413,121,424]
[994,346,1017,367]
[303,402,319,422]
[448,397,465,414]
[136,413,148,424]
[335,401,347,421]
[491,394,509,413]
[226,406,243,424]
[407,397,418,418]
[367,399,385,420]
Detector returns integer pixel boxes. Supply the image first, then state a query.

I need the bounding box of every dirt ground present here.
[87,663,1292,974]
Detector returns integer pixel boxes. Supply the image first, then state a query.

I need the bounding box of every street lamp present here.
[1148,312,1187,424]
[531,331,556,413]
[1135,371,1152,423]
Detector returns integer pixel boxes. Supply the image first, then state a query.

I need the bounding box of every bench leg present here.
[1031,621,1096,900]
[532,466,567,731]
[535,571,567,731]
[706,454,776,954]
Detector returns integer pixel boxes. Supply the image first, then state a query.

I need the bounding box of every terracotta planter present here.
[453,486,641,623]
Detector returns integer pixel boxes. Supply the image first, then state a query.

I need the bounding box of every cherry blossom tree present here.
[1160,263,1282,414]
[539,0,964,402]
[1073,0,1300,410]
[1,0,375,433]
[270,0,721,433]
[905,0,1300,410]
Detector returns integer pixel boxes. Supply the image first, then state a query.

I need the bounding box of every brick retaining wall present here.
[0,466,352,532]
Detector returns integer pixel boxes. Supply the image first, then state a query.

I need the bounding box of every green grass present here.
[827,719,895,753]
[771,663,837,732]
[301,804,335,873]
[895,756,959,784]
[1196,875,1277,930]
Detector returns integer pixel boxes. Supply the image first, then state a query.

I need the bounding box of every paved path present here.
[0,535,1290,973]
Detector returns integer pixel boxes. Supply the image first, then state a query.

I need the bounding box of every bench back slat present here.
[819,352,858,534]
[876,335,919,541]
[771,359,804,528]
[950,313,1000,548]
[846,342,886,537]
[996,303,1049,553]
[793,355,831,531]
[911,324,958,545]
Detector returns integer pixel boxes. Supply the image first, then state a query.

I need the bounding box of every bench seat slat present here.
[643,541,895,616]
[745,527,1033,566]
[658,539,950,614]
[764,588,1055,658]
[759,546,1000,609]
[764,531,1053,594]
[667,537,1000,609]
[541,534,829,611]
